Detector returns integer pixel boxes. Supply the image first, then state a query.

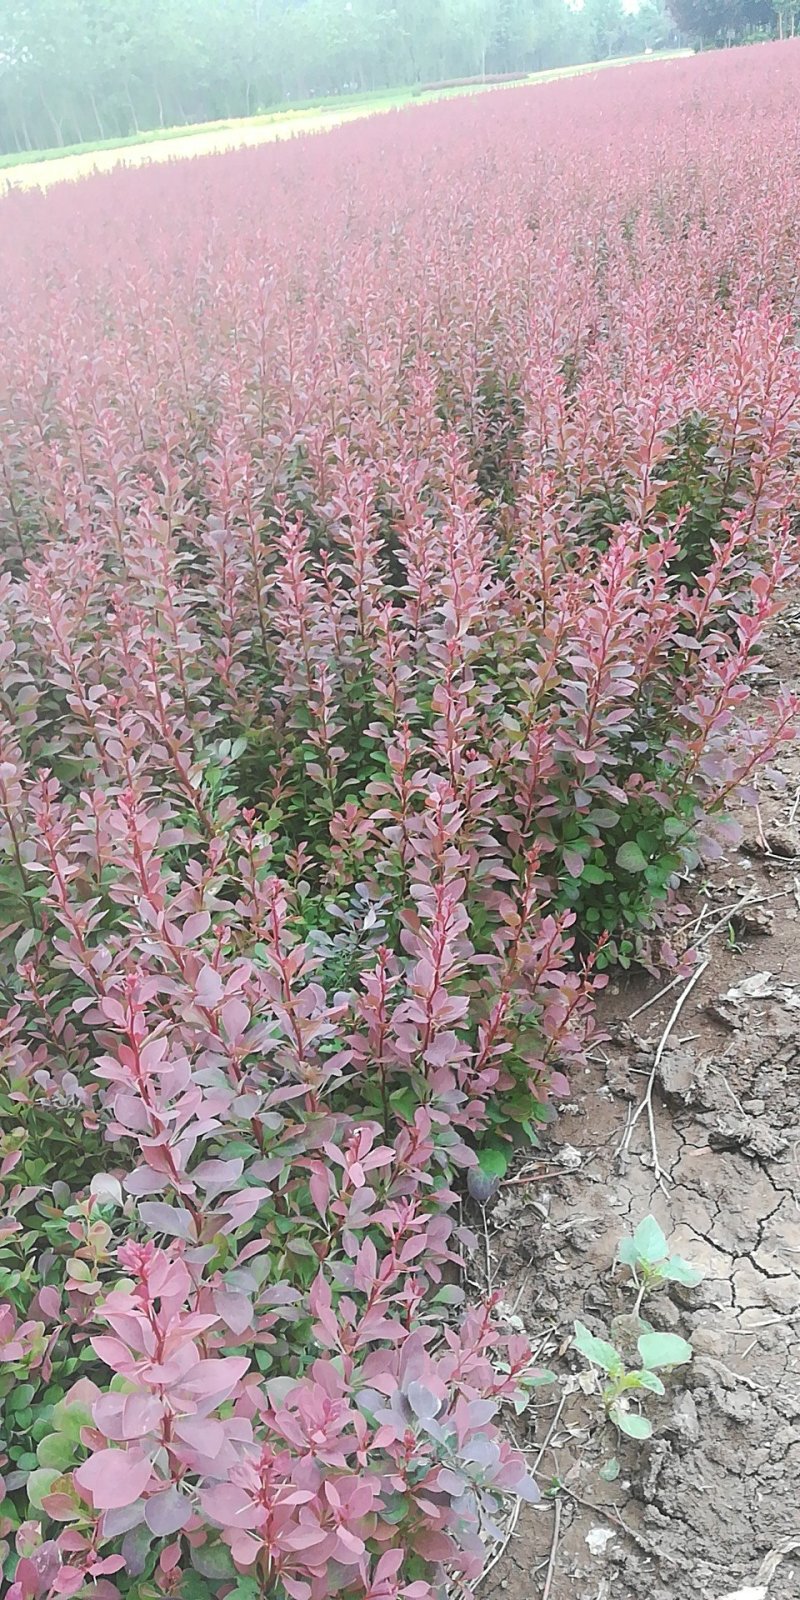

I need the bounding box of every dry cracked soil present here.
[481,607,800,1600]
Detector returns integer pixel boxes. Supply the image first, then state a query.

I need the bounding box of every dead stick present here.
[618,956,711,1185]
[541,1498,561,1600]
[473,1495,522,1591]
[482,1206,493,1296]
[502,1169,564,1188]
[530,1390,568,1475]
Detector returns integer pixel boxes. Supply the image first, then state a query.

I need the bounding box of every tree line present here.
[670,0,790,38]
[0,0,789,160]
[0,0,670,157]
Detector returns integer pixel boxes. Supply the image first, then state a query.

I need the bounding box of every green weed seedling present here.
[615,1214,704,1315]
[574,1320,694,1441]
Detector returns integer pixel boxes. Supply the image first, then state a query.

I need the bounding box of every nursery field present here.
[1,40,800,1600]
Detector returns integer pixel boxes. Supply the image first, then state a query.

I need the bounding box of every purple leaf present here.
[144,1486,192,1536]
[405,1382,442,1422]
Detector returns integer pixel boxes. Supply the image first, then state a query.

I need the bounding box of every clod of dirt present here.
[666,1391,700,1449]
[732,903,775,936]
[741,822,800,857]
[712,971,800,1030]
[707,1114,788,1160]
[706,997,741,1029]
[556,1144,584,1171]
[654,1045,697,1104]
[585,1526,617,1556]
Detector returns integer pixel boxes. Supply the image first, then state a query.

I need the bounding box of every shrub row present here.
[1,40,799,1600]
[413,74,530,92]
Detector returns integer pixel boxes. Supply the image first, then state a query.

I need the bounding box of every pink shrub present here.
[1,41,800,1600]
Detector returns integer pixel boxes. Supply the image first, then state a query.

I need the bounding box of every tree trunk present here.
[127,86,141,134]
[40,93,64,147]
[89,89,105,139]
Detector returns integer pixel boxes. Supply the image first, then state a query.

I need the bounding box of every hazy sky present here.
[569,0,647,13]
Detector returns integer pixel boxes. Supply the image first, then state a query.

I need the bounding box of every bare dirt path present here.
[483,608,800,1600]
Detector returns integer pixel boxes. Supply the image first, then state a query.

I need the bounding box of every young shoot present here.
[616,1215,704,1316]
[574,1320,694,1441]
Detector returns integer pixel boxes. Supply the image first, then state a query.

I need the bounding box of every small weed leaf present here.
[659,1256,705,1286]
[616,1236,642,1267]
[574,1320,623,1376]
[599,1456,620,1482]
[615,1409,653,1441]
[630,1215,670,1263]
[512,1368,557,1413]
[637,1369,666,1395]
[637,1331,694,1369]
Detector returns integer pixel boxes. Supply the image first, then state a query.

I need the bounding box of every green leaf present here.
[615,1409,653,1440]
[590,809,619,829]
[637,1369,666,1395]
[527,1367,556,1388]
[8,1385,35,1412]
[181,1577,216,1600]
[616,1237,640,1267]
[52,1399,93,1442]
[663,816,686,838]
[190,1541,236,1582]
[14,927,38,963]
[431,1284,465,1306]
[637,1332,693,1370]
[599,1456,620,1481]
[573,1320,622,1376]
[379,1494,410,1526]
[180,1574,219,1600]
[477,1146,509,1180]
[26,1467,60,1510]
[660,1255,704,1287]
[615,841,648,873]
[36,1434,74,1470]
[631,1215,669,1264]
[285,1237,317,1258]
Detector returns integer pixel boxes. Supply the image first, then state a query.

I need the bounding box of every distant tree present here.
[583,0,628,59]
[668,0,772,41]
[529,0,594,69]
[773,0,798,36]
[629,0,675,49]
